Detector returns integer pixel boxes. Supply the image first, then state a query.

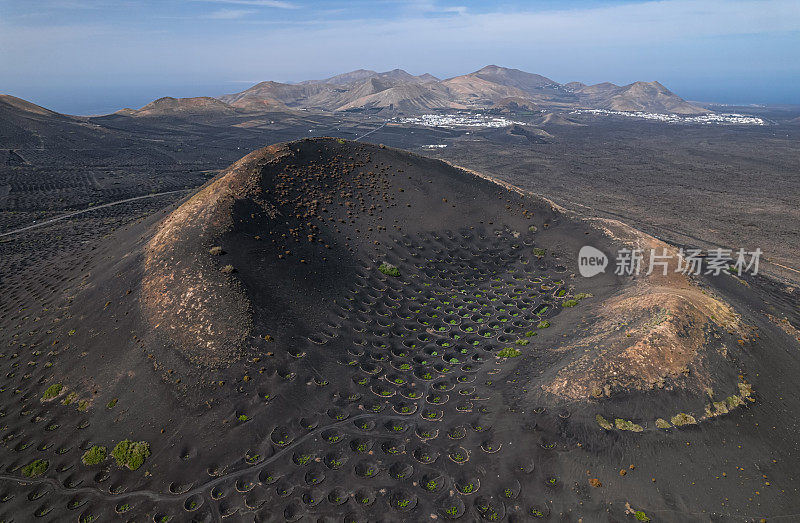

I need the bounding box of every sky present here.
[1,0,799,114]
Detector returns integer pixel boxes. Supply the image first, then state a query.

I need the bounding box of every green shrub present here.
[614,418,643,432]
[62,391,77,405]
[106,398,118,409]
[564,293,592,308]
[22,459,48,477]
[41,384,63,401]
[497,347,521,358]
[81,446,107,466]
[220,264,235,274]
[537,320,550,329]
[111,440,151,470]
[532,248,546,257]
[634,510,650,522]
[670,413,697,426]
[726,395,744,408]
[378,262,400,277]
[595,414,613,430]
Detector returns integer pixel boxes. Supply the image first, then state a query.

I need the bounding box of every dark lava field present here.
[0,135,798,523]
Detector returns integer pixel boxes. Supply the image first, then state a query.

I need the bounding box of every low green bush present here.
[81,446,107,466]
[497,347,521,358]
[41,384,63,401]
[22,459,48,477]
[112,440,151,470]
[378,262,400,277]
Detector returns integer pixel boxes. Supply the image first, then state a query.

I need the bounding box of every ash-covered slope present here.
[0,94,153,165]
[0,94,102,148]
[1,138,795,522]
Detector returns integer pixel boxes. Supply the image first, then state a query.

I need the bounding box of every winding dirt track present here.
[0,189,192,238]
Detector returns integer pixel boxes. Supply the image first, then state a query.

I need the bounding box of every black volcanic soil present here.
[0,138,798,523]
[4,95,798,288]
[409,118,800,284]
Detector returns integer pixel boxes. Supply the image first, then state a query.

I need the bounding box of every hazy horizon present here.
[2,0,799,114]
[5,68,800,117]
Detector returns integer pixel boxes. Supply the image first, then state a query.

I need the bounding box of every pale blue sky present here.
[1,0,798,114]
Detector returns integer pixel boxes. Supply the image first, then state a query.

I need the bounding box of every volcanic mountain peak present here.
[142,137,740,404]
[566,79,709,114]
[608,80,708,114]
[584,81,621,91]
[441,74,532,105]
[375,68,419,82]
[625,80,669,92]
[144,138,566,368]
[125,96,236,116]
[218,81,327,110]
[150,66,709,115]
[302,68,380,85]
[563,81,586,91]
[335,81,458,112]
[467,64,562,92]
[349,76,416,97]
[302,68,429,87]
[417,72,441,83]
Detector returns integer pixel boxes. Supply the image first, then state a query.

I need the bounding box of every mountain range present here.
[122,65,709,116]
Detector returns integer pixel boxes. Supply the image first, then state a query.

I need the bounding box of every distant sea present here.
[2,82,254,116]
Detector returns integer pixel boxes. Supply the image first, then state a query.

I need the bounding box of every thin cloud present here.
[204,8,253,19]
[193,0,298,8]
[409,1,468,15]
